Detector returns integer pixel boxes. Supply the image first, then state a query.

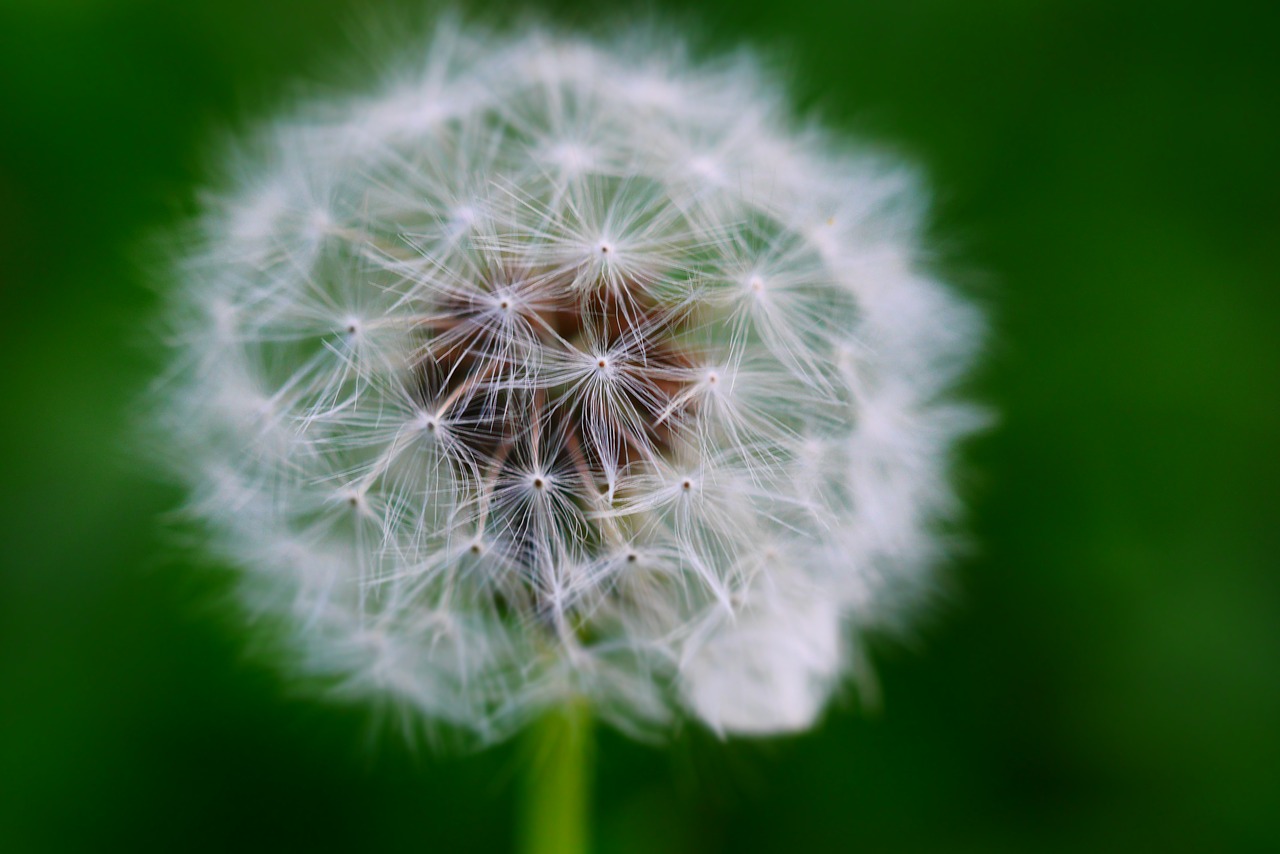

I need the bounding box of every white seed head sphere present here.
[161,23,984,741]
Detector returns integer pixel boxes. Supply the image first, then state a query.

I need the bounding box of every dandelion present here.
[157,18,983,850]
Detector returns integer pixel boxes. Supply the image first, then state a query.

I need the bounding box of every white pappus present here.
[157,20,985,742]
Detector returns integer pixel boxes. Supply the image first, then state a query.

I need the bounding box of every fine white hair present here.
[157,19,984,742]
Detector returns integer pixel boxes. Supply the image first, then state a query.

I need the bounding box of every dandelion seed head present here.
[159,21,984,741]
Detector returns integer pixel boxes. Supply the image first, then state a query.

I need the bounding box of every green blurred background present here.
[2,0,1277,850]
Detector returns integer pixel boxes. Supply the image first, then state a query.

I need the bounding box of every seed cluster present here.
[406,267,700,618]
[160,24,983,739]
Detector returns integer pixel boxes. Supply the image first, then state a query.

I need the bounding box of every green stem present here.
[518,700,593,854]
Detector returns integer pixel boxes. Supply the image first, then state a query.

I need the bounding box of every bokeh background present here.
[2,0,1277,851]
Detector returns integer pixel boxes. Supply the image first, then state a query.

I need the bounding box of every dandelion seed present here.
[156,20,984,742]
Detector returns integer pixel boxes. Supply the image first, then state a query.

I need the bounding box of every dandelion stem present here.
[519,700,593,854]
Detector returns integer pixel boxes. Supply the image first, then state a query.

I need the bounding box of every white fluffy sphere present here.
[160,22,984,741]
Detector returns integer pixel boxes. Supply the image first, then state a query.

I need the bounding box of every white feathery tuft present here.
[157,20,984,741]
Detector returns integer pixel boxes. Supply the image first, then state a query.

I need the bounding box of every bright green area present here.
[1,1,1276,851]
[520,702,593,854]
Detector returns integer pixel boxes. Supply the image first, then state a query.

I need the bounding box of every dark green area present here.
[1,1,1276,850]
